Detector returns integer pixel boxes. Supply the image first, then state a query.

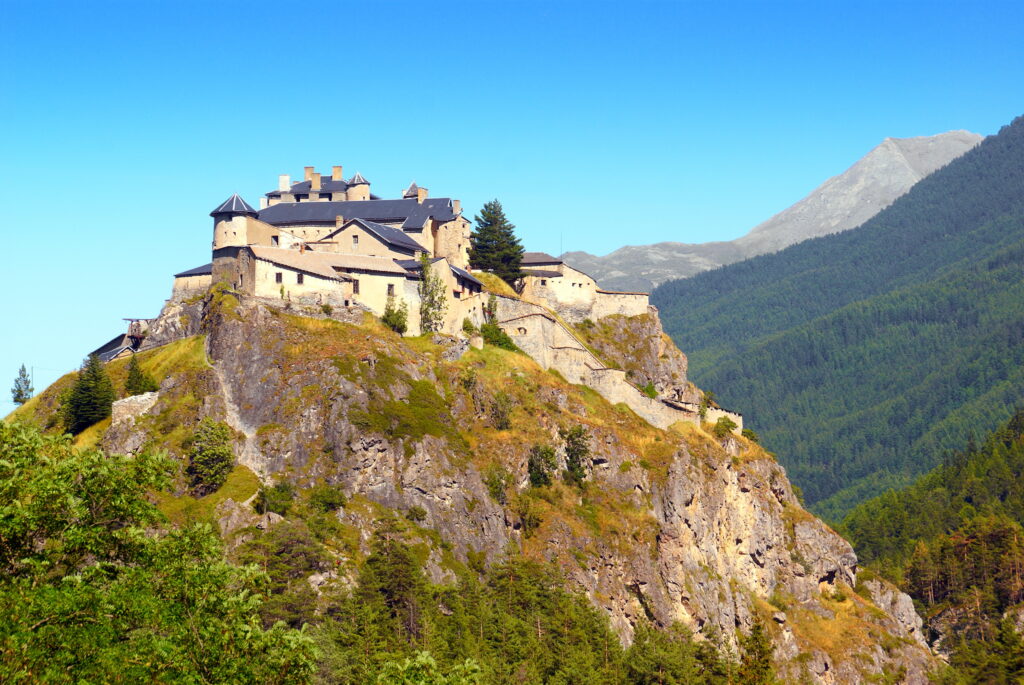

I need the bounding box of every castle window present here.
[297,273,304,284]
[275,272,282,284]
[271,235,279,247]
[541,279,547,286]
[454,290,461,299]
[353,280,360,295]
[353,234,359,248]
[387,283,395,297]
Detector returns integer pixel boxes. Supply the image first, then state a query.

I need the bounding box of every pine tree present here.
[469,200,524,286]
[738,615,775,684]
[66,354,116,434]
[417,252,447,333]
[10,364,32,405]
[124,354,158,396]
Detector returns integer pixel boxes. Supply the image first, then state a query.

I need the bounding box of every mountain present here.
[8,288,935,683]
[840,411,1024,675]
[564,130,981,292]
[651,114,1024,521]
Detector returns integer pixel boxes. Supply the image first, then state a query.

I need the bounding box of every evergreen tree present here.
[66,354,115,434]
[469,200,524,286]
[10,364,32,405]
[185,418,235,496]
[418,253,448,333]
[738,616,775,684]
[124,354,158,396]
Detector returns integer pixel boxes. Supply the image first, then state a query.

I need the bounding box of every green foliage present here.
[307,482,346,513]
[406,505,427,522]
[461,317,477,335]
[65,354,115,434]
[468,199,524,286]
[315,527,732,684]
[490,391,514,429]
[321,303,333,315]
[480,322,518,351]
[256,481,297,516]
[0,422,315,683]
[560,424,590,487]
[10,363,32,405]
[653,116,1024,517]
[383,295,409,335]
[527,444,556,487]
[124,353,159,396]
[417,253,447,333]
[641,381,658,399]
[937,618,1024,684]
[483,294,498,325]
[742,428,760,443]
[186,417,235,496]
[738,616,775,684]
[712,416,737,438]
[484,465,513,505]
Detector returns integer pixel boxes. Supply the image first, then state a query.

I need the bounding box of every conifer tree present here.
[66,354,115,434]
[124,354,158,396]
[10,364,32,405]
[417,252,447,333]
[469,200,524,286]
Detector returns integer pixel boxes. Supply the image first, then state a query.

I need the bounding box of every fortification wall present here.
[591,291,650,319]
[171,274,212,300]
[706,407,744,433]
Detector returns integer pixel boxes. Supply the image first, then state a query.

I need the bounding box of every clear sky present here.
[2,0,1023,411]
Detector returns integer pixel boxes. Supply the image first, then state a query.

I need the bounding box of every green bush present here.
[255,482,296,516]
[405,506,427,522]
[124,354,158,396]
[480,323,517,351]
[560,425,590,487]
[462,318,477,335]
[307,483,346,513]
[185,418,235,496]
[320,303,333,315]
[382,296,409,335]
[490,391,514,430]
[528,444,556,487]
[712,416,738,438]
[641,381,657,399]
[742,427,760,443]
[484,466,513,505]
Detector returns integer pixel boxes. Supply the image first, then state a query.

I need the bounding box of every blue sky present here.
[2,0,1023,410]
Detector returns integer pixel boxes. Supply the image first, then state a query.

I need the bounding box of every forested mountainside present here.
[563,131,980,292]
[652,114,1024,520]
[840,411,1024,681]
[2,289,934,683]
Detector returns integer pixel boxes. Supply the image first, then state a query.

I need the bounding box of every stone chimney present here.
[332,165,343,181]
[453,199,462,214]
[304,166,314,181]
[311,172,321,191]
[416,187,428,204]
[278,174,291,191]
[335,215,345,229]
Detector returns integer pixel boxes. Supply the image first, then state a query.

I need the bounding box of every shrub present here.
[405,506,427,522]
[307,483,346,513]
[462,318,477,335]
[124,354,158,396]
[255,482,296,516]
[185,418,235,496]
[512,495,542,537]
[560,425,590,487]
[481,323,517,351]
[528,444,556,487]
[484,466,513,505]
[641,381,657,399]
[742,427,760,443]
[490,391,514,430]
[320,303,333,315]
[712,416,738,438]
[382,295,409,335]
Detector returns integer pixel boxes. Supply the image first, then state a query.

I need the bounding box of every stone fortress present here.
[94,164,741,433]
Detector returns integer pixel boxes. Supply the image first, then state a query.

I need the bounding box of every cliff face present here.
[564,130,982,292]
[92,293,935,682]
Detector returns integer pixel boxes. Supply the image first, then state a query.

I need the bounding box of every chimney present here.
[335,215,345,229]
[332,165,343,181]
[311,172,321,191]
[416,187,428,204]
[453,199,462,214]
[304,166,314,181]
[278,174,290,191]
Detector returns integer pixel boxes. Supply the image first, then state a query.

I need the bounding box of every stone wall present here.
[591,290,650,319]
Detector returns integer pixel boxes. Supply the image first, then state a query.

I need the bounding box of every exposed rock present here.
[111,391,159,425]
[215,497,283,547]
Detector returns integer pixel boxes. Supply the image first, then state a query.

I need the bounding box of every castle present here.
[93,164,741,433]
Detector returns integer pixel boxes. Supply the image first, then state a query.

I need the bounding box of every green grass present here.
[153,464,262,526]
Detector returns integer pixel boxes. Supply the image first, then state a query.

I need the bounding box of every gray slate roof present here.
[258,198,458,229]
[267,178,349,197]
[346,219,422,253]
[522,251,562,266]
[174,263,213,278]
[210,193,257,216]
[396,258,482,288]
[348,172,369,186]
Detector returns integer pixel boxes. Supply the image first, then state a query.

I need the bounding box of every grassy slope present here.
[651,115,1024,520]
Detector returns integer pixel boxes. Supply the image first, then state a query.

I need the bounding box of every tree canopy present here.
[10,364,32,405]
[65,354,116,434]
[124,353,158,395]
[469,200,523,286]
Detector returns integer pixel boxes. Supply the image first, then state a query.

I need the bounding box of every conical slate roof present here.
[348,172,369,186]
[210,193,257,216]
[402,181,419,198]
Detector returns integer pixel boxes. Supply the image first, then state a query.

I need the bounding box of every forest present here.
[841,410,1024,682]
[652,115,1024,519]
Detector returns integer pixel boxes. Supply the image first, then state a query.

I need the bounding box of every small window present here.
[454,290,461,299]
[297,273,304,284]
[353,234,359,247]
[540,279,547,286]
[353,279,360,295]
[271,235,279,247]
[275,272,282,284]
[387,283,395,297]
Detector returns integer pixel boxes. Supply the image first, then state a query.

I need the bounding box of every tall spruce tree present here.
[10,364,32,405]
[124,354,158,396]
[469,200,524,286]
[66,354,115,434]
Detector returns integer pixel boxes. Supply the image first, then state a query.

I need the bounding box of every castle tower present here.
[347,172,370,201]
[211,193,258,249]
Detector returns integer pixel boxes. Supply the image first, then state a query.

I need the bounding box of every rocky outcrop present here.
[564,131,982,292]
[105,295,936,681]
